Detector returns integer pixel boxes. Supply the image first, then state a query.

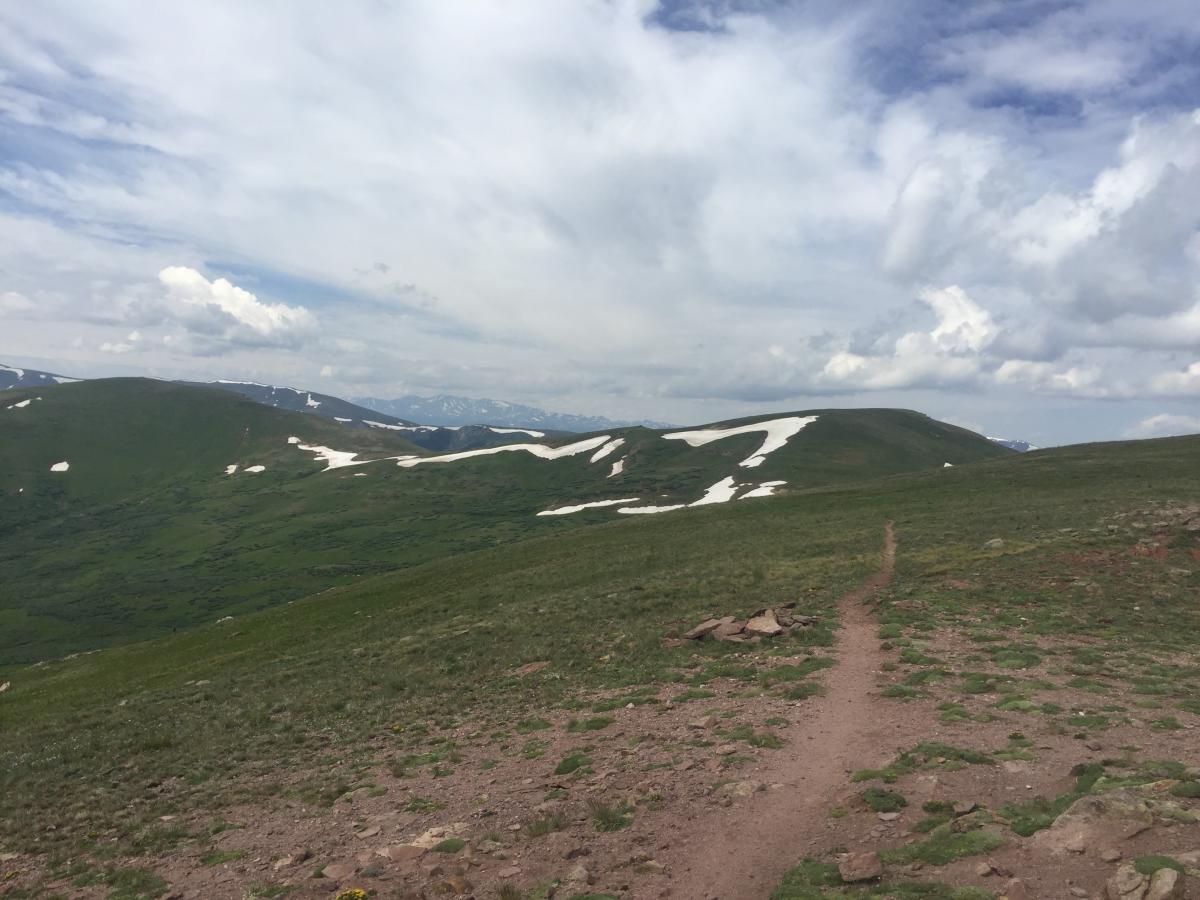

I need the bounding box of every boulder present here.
[984,538,1004,550]
[383,844,426,863]
[565,863,593,885]
[1106,864,1148,900]
[684,619,723,640]
[1002,878,1030,900]
[838,851,882,883]
[745,609,783,637]
[1145,869,1182,900]
[320,862,356,881]
[712,621,746,640]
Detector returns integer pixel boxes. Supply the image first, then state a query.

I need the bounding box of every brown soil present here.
[657,521,900,900]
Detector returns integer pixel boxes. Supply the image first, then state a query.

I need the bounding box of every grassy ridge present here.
[1,431,1196,864]
[0,380,1007,664]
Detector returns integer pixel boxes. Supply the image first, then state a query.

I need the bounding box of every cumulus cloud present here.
[154,267,316,349]
[821,285,996,390]
[1124,413,1200,439]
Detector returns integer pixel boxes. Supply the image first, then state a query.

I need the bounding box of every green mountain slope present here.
[0,379,1007,664]
[1,431,1196,877]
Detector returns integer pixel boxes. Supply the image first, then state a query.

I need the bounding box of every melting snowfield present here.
[50,461,69,472]
[395,435,610,467]
[5,398,36,410]
[537,497,641,516]
[285,415,811,518]
[663,415,818,468]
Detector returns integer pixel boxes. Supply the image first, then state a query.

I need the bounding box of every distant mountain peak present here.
[988,436,1038,452]
[354,393,671,432]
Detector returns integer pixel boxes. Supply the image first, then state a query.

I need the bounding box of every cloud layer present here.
[1,1,1199,443]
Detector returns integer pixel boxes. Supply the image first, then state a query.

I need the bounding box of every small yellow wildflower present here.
[334,889,369,900]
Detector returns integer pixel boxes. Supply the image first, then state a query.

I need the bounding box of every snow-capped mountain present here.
[189,380,419,427]
[988,437,1039,452]
[355,394,671,432]
[0,363,80,390]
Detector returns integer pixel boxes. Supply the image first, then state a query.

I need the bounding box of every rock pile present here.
[682,604,818,643]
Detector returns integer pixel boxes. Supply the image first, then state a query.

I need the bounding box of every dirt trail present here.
[659,522,900,900]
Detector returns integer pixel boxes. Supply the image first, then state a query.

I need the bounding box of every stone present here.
[1002,877,1029,900]
[974,861,994,877]
[877,812,901,822]
[684,619,723,640]
[1101,848,1123,863]
[838,851,882,883]
[476,839,503,854]
[714,744,738,756]
[1145,868,1182,900]
[431,875,473,895]
[744,609,784,637]
[1106,864,1148,900]
[1070,888,1089,898]
[384,844,426,863]
[566,863,593,885]
[712,621,745,640]
[688,716,718,730]
[953,800,978,816]
[497,866,521,878]
[272,855,294,870]
[1064,832,1087,853]
[984,538,1004,550]
[320,862,356,881]
[639,860,667,873]
[715,780,764,798]
[355,825,381,839]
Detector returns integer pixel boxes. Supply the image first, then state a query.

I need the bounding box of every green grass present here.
[1133,855,1185,875]
[879,825,1005,866]
[772,859,994,899]
[863,788,907,813]
[587,799,633,832]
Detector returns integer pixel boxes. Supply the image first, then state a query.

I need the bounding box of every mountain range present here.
[355,393,672,432]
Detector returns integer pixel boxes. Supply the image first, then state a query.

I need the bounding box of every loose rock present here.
[838,851,882,883]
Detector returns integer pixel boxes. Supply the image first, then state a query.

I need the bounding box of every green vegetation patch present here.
[771,858,994,899]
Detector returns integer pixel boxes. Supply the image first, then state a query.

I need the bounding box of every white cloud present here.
[993,360,1113,398]
[156,266,316,348]
[1149,361,1200,396]
[821,285,995,390]
[1124,413,1200,439]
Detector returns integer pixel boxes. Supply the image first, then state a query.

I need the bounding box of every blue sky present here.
[2,0,1199,443]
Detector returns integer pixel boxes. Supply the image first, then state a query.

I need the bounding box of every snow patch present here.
[1,365,25,378]
[943,462,953,468]
[618,503,687,515]
[609,458,625,477]
[6,399,33,409]
[53,376,80,384]
[224,464,238,475]
[690,475,740,506]
[740,480,786,499]
[334,416,353,423]
[396,435,611,468]
[244,465,266,473]
[537,497,640,516]
[50,461,69,472]
[663,415,818,468]
[365,420,460,432]
[489,426,545,437]
[305,394,321,408]
[287,436,301,444]
[589,437,625,463]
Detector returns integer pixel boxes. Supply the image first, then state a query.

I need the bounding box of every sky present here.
[1,0,1199,445]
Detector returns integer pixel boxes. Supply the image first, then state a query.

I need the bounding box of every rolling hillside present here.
[0,379,1007,665]
[1,427,1196,899]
